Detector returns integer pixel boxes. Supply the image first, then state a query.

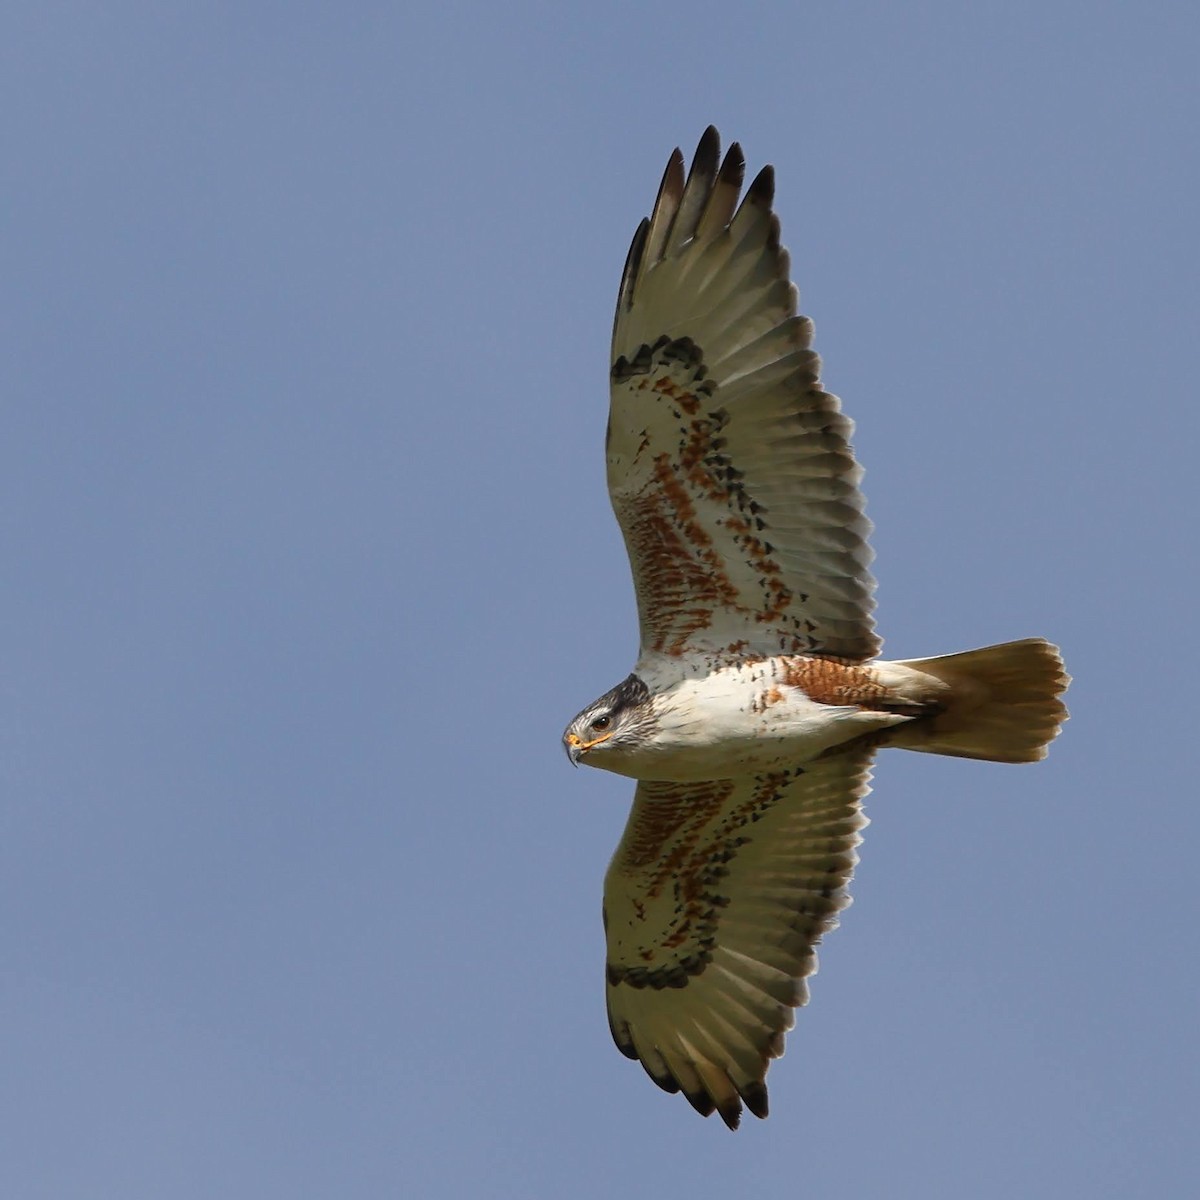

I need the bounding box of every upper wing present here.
[602,744,874,1129]
[608,128,879,664]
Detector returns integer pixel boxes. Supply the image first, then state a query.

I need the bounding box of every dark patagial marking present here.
[607,770,803,991]
[612,334,707,387]
[612,334,861,660]
[613,335,747,656]
[621,455,739,656]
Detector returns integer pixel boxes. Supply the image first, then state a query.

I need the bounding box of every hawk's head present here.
[563,674,655,768]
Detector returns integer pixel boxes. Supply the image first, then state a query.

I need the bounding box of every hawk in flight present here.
[562,128,1069,1130]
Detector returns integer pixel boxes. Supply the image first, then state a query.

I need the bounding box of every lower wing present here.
[602,744,875,1128]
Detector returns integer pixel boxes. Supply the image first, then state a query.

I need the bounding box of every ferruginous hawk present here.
[562,128,1069,1130]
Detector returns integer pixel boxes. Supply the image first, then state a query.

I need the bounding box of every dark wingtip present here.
[614,216,650,321]
[661,148,686,196]
[683,1088,717,1120]
[638,1057,682,1095]
[606,1002,639,1060]
[746,163,775,207]
[722,142,746,193]
[715,1096,743,1131]
[694,125,720,170]
[741,1080,769,1120]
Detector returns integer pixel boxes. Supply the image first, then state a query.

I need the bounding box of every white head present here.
[562,674,657,769]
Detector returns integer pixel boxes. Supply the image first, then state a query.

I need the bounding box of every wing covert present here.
[602,745,874,1129]
[607,128,879,664]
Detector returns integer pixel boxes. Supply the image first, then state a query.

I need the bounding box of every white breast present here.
[623,660,908,782]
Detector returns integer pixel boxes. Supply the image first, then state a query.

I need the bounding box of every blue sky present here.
[3,2,1197,1196]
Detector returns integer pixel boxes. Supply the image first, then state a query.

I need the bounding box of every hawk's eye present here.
[591,714,612,732]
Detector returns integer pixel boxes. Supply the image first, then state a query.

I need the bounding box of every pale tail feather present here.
[888,638,1069,763]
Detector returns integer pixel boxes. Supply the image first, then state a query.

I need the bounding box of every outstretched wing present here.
[602,745,874,1129]
[608,127,878,664]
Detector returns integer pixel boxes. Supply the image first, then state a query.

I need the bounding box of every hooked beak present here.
[565,734,582,767]
[564,730,611,767]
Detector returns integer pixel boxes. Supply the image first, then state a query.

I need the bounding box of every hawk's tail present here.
[887,638,1069,763]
